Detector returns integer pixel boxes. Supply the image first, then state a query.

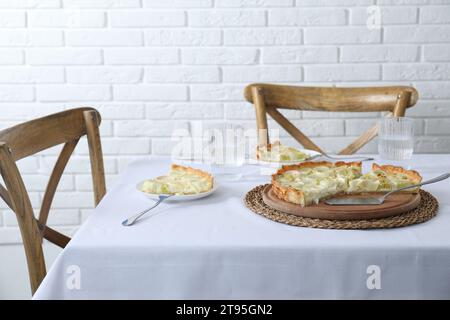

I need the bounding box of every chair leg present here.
[252,86,269,146]
[83,110,106,206]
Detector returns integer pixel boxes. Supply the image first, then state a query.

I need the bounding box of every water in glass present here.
[378,117,414,160]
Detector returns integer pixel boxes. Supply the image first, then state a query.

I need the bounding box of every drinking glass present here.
[378,117,414,160]
[204,123,245,182]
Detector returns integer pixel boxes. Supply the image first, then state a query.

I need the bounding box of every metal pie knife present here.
[325,173,450,205]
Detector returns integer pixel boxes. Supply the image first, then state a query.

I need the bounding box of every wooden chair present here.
[0,107,106,295]
[244,84,419,154]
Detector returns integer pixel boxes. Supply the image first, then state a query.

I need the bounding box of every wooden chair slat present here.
[267,107,324,153]
[42,225,71,249]
[39,139,79,227]
[0,183,13,210]
[339,123,379,155]
[244,84,418,112]
[0,107,95,161]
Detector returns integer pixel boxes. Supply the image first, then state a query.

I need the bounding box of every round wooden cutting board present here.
[262,185,421,221]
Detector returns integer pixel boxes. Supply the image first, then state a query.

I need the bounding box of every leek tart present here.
[141,164,213,195]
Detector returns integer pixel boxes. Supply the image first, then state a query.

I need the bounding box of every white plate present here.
[136,181,219,202]
[252,148,322,166]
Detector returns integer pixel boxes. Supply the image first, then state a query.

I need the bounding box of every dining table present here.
[33,154,450,299]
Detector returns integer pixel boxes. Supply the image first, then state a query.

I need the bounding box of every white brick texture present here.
[109,10,185,27]
[1,1,450,244]
[28,10,106,28]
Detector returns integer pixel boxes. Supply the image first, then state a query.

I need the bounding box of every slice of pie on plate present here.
[272,161,421,207]
[140,164,213,195]
[256,141,311,163]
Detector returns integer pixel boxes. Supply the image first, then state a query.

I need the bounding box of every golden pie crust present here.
[170,164,214,187]
[372,164,421,185]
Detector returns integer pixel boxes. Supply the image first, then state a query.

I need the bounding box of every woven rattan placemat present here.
[244,184,439,229]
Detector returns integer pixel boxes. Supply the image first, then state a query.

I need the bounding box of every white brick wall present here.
[1,0,450,249]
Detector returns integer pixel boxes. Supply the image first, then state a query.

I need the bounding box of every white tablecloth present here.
[34,155,450,299]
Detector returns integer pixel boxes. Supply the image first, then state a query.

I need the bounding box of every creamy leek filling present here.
[259,144,309,162]
[141,169,212,195]
[276,165,362,205]
[347,170,417,193]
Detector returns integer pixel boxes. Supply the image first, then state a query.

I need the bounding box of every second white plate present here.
[136,181,219,202]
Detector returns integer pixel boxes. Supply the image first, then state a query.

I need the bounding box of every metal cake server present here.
[325,173,450,205]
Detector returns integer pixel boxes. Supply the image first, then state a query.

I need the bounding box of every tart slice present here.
[348,164,421,193]
[272,161,362,207]
[256,141,310,162]
[140,164,213,195]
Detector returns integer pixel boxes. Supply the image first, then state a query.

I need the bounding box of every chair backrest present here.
[244,83,419,154]
[0,107,106,294]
